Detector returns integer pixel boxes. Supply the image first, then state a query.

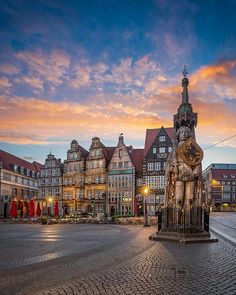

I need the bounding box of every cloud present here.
[0,63,19,74]
[0,54,236,150]
[0,77,12,88]
[16,49,70,89]
[68,64,90,88]
[15,76,44,93]
[190,60,236,102]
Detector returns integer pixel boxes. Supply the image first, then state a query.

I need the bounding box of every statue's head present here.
[176,126,192,142]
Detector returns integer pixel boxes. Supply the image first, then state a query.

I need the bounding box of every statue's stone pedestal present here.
[149,231,218,244]
[150,206,218,243]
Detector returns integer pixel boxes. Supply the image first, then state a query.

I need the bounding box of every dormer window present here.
[159,136,166,142]
[14,164,18,172]
[20,167,24,174]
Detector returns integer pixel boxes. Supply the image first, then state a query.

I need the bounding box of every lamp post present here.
[143,187,149,227]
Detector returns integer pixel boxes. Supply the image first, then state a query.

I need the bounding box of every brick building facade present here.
[0,150,41,218]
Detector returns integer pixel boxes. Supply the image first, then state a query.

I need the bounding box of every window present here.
[159,147,165,153]
[95,149,100,156]
[119,149,122,158]
[95,190,100,198]
[124,161,129,168]
[93,161,98,169]
[163,162,167,170]
[168,146,172,153]
[111,162,117,170]
[137,178,142,186]
[147,162,154,171]
[118,162,123,169]
[159,136,166,142]
[145,176,158,188]
[87,190,92,199]
[153,147,157,154]
[154,162,161,171]
[158,176,167,189]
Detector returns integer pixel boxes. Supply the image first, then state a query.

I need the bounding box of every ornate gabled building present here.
[38,153,63,215]
[85,137,115,215]
[63,140,88,215]
[107,134,135,216]
[0,150,41,218]
[143,126,174,215]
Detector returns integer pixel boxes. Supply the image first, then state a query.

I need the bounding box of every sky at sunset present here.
[0,0,236,169]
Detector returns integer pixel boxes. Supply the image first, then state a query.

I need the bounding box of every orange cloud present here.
[0,56,236,150]
[16,49,70,87]
[0,63,19,74]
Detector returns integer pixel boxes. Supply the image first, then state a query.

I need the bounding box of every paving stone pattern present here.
[38,238,236,295]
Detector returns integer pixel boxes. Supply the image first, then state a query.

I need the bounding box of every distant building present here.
[0,150,41,218]
[38,153,63,215]
[107,134,135,216]
[63,140,88,215]
[203,163,236,211]
[143,126,174,215]
[129,148,144,216]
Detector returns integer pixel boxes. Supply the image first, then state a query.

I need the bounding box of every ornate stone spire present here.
[173,66,198,140]
[181,65,189,104]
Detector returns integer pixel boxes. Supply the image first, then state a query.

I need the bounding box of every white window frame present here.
[159,147,165,153]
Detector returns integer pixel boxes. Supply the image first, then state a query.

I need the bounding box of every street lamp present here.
[143,187,149,227]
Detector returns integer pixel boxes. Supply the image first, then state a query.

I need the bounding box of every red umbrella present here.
[11,201,17,218]
[36,202,41,217]
[54,200,59,217]
[29,199,35,218]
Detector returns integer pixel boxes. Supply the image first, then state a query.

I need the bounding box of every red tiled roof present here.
[33,161,42,172]
[130,149,144,173]
[144,127,174,156]
[103,147,116,162]
[212,169,236,179]
[0,150,42,172]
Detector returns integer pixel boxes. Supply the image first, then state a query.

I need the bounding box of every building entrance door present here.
[4,203,8,218]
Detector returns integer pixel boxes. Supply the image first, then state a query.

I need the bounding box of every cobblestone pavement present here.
[0,223,236,295]
[37,237,236,295]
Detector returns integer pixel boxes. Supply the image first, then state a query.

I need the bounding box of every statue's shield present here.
[177,137,203,166]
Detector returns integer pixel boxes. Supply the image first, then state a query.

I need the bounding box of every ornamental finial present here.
[183,65,188,78]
